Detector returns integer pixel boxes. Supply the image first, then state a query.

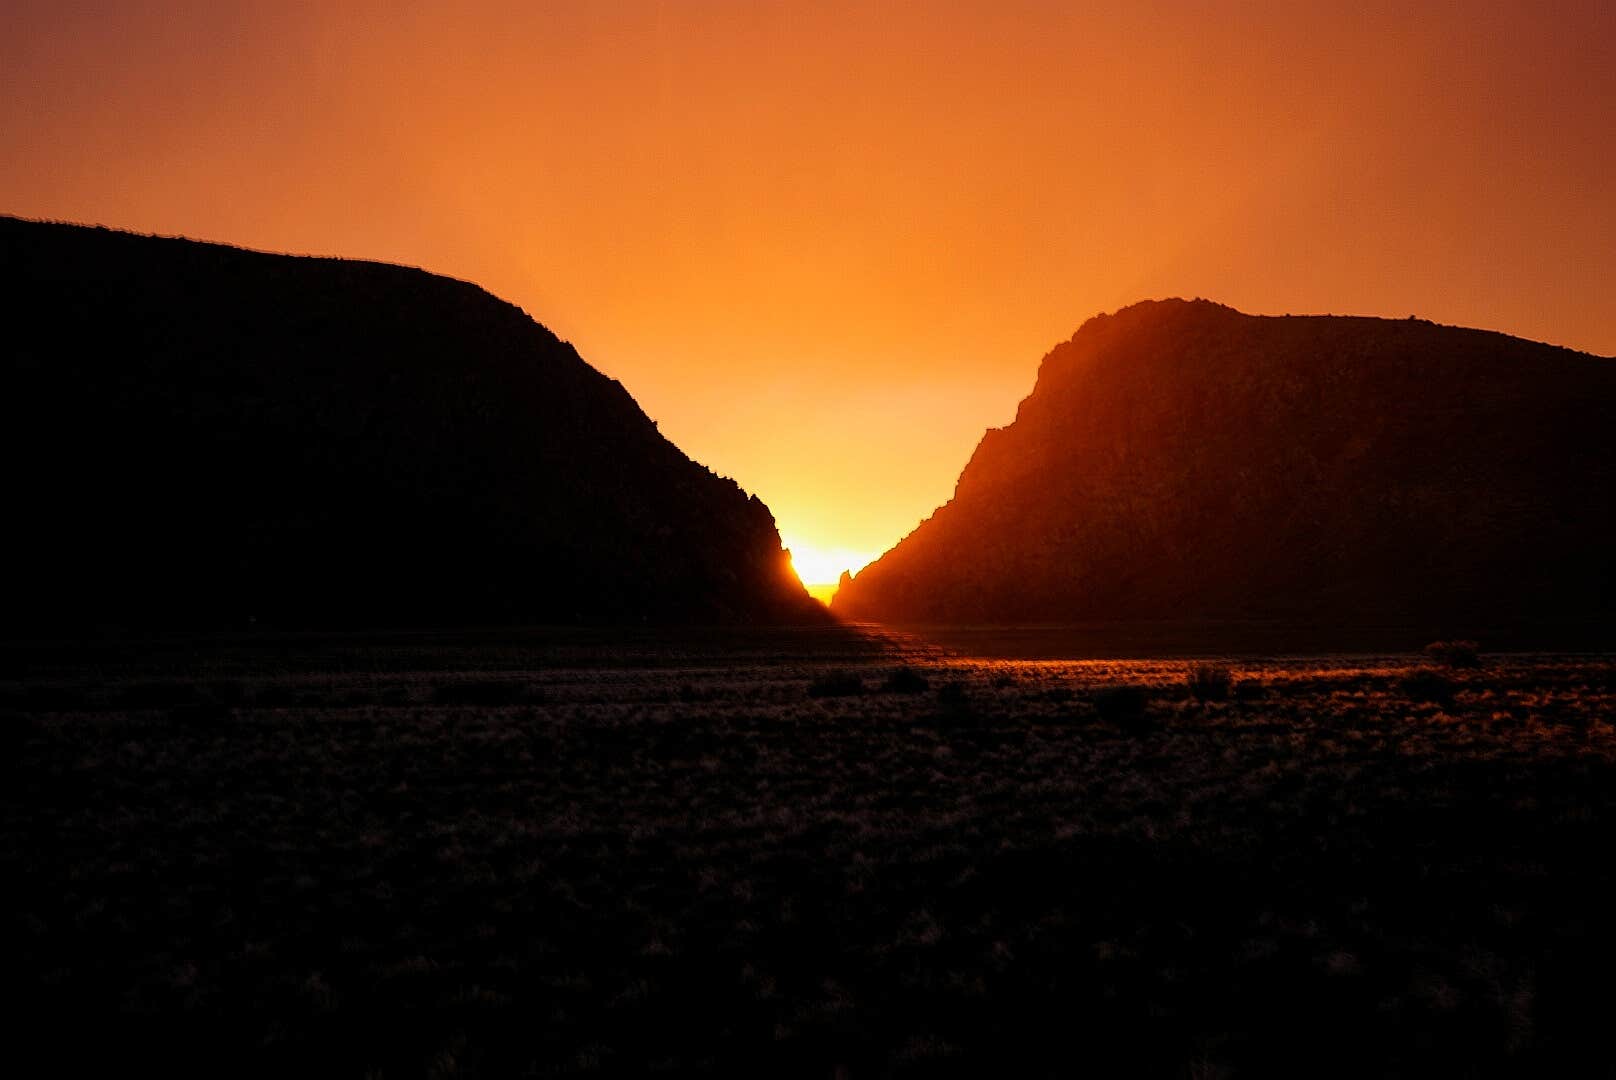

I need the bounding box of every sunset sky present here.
[3,1,1612,584]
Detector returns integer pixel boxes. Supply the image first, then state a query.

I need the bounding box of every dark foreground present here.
[5,626,1616,1077]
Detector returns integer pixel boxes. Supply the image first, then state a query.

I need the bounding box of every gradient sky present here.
[4,1,1612,583]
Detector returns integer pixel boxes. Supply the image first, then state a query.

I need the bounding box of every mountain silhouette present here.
[834,299,1616,646]
[1,216,822,628]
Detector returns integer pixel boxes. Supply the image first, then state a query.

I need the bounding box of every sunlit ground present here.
[8,626,1616,1075]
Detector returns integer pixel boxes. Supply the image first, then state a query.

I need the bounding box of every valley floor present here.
[5,626,1616,1076]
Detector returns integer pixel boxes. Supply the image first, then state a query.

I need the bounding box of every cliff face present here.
[0,216,821,627]
[835,299,1616,644]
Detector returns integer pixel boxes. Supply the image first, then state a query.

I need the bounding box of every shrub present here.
[253,685,297,707]
[3,686,87,712]
[1186,663,1233,702]
[881,667,930,694]
[677,683,716,704]
[1093,685,1151,729]
[118,681,200,709]
[429,680,541,706]
[0,710,41,752]
[169,702,233,727]
[807,671,865,698]
[933,681,977,726]
[1232,680,1268,702]
[1400,669,1455,705]
[204,680,247,706]
[1423,640,1480,668]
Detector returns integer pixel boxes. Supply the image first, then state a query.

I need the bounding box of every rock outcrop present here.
[0,216,822,627]
[835,300,1615,647]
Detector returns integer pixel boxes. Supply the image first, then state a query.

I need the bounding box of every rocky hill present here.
[834,300,1616,647]
[0,216,822,628]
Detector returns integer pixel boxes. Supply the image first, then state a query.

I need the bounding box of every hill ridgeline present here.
[834,300,1615,646]
[0,216,822,627]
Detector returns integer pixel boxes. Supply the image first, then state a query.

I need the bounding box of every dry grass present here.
[4,627,1615,1076]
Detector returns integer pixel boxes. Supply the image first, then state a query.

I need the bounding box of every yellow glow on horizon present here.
[803,583,840,606]
[784,540,879,588]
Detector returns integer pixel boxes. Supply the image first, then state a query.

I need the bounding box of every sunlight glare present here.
[784,540,879,588]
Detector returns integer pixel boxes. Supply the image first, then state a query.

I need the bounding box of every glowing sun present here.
[783,540,879,592]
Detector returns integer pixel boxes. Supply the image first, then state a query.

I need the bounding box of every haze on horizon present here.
[3,0,1611,584]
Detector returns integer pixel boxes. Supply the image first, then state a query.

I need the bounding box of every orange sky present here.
[4,1,1612,583]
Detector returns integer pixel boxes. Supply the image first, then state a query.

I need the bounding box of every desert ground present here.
[6,626,1616,1077]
